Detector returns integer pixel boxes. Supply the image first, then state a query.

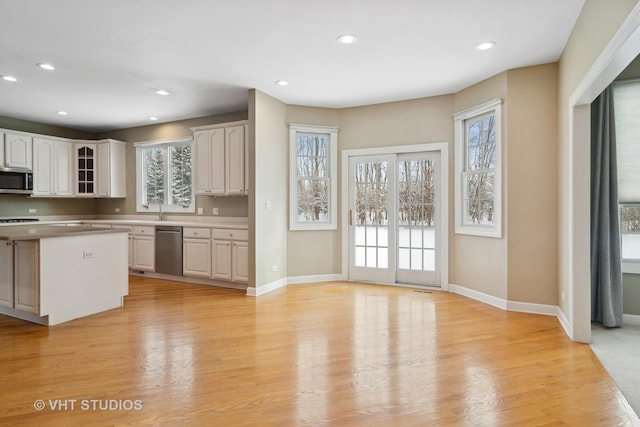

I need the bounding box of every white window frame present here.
[134,137,195,214]
[454,98,502,238]
[289,124,338,231]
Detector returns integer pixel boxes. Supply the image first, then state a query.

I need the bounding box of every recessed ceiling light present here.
[476,41,496,51]
[155,89,170,96]
[56,111,68,116]
[275,80,289,86]
[2,75,18,82]
[37,63,55,71]
[337,34,358,44]
[149,116,158,121]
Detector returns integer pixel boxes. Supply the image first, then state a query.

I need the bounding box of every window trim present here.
[134,137,195,214]
[454,98,502,238]
[289,124,338,231]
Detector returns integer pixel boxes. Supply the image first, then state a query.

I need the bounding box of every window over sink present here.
[134,137,194,213]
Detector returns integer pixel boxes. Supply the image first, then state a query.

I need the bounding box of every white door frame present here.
[567,4,640,342]
[341,143,449,290]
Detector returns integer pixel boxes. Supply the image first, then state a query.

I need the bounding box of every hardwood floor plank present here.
[0,277,638,426]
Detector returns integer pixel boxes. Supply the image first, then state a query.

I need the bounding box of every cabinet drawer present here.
[212,228,248,241]
[183,227,211,239]
[133,225,154,236]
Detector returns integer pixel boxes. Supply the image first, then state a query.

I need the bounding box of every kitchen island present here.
[0,224,128,325]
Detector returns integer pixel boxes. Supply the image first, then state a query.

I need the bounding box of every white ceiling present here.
[0,0,585,133]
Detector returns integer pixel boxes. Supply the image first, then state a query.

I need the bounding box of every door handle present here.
[349,210,353,226]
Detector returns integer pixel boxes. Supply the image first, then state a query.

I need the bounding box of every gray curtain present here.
[591,85,623,327]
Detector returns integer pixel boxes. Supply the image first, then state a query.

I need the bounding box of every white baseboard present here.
[449,284,507,310]
[450,283,561,318]
[557,308,571,337]
[246,277,288,297]
[623,313,640,325]
[288,274,344,285]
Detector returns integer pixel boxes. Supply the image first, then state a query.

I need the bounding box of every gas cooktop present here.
[0,218,40,223]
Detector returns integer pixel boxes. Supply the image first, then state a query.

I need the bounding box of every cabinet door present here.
[183,238,212,277]
[14,241,39,314]
[128,234,133,269]
[232,241,249,283]
[212,239,232,280]
[97,142,110,197]
[53,141,73,196]
[193,130,211,194]
[225,125,245,195]
[0,134,4,166]
[209,128,226,194]
[4,133,33,169]
[243,124,249,194]
[0,241,13,308]
[133,236,155,271]
[32,138,54,196]
[75,144,97,196]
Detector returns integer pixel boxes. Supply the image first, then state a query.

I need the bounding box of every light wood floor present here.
[1,277,638,426]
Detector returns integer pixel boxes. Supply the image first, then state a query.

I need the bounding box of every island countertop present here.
[0,224,129,241]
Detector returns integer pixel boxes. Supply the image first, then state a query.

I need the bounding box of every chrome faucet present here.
[157,200,166,221]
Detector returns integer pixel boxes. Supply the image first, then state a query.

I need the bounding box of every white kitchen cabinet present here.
[3,133,33,170]
[183,227,212,278]
[14,241,39,313]
[33,138,74,197]
[194,128,225,195]
[0,240,39,313]
[132,226,155,271]
[232,241,249,282]
[212,239,232,280]
[0,134,4,167]
[243,124,249,195]
[192,120,248,196]
[225,125,245,195]
[75,142,97,197]
[212,228,248,283]
[0,241,13,308]
[97,139,126,198]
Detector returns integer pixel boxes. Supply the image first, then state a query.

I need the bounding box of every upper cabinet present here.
[192,120,248,196]
[97,139,126,198]
[75,142,97,197]
[2,132,32,170]
[32,138,74,197]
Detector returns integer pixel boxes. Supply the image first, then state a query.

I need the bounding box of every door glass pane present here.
[397,159,435,272]
[424,249,435,271]
[354,161,388,269]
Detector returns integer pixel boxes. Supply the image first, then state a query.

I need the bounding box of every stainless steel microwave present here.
[0,170,33,194]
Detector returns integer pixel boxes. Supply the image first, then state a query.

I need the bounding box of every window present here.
[134,138,194,213]
[289,124,338,230]
[614,80,640,267]
[454,98,502,237]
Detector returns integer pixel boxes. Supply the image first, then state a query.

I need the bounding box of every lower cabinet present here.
[212,229,248,283]
[183,227,212,278]
[0,240,39,314]
[132,226,155,271]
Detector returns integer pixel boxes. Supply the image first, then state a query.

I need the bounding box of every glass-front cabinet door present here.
[75,143,97,196]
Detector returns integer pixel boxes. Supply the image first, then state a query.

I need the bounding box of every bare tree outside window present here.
[296,133,330,222]
[464,114,496,225]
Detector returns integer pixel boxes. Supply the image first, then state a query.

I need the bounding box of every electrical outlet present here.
[28,208,37,214]
[197,207,203,215]
[561,291,565,301]
[265,200,272,210]
[272,265,278,272]
[115,208,120,213]
[212,208,219,216]
[83,251,95,259]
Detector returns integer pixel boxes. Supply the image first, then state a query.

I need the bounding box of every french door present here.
[347,152,441,287]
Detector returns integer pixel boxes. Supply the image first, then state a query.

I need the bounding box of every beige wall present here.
[506,64,559,305]
[452,73,509,299]
[95,111,249,218]
[286,106,340,277]
[250,90,288,288]
[557,0,640,315]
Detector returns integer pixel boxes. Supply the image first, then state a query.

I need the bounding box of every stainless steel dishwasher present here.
[155,226,183,275]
